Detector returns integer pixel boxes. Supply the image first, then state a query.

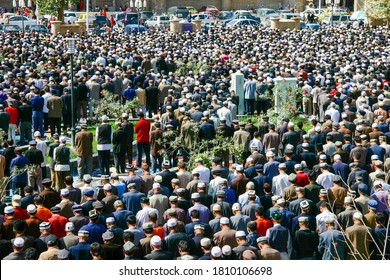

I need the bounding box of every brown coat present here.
[25,216,42,239]
[59,199,76,219]
[47,95,64,118]
[345,222,373,260]
[263,132,280,156]
[141,173,155,195]
[257,246,282,260]
[176,171,192,189]
[282,185,297,202]
[231,174,250,197]
[213,227,238,248]
[140,235,153,257]
[328,185,347,208]
[75,130,93,157]
[150,128,163,157]
[0,154,5,180]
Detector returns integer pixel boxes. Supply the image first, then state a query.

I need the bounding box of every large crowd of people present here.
[0,23,390,260]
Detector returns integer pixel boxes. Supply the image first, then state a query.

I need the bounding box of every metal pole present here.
[331,0,334,27]
[70,53,76,146]
[318,0,321,14]
[22,10,25,34]
[138,8,140,33]
[36,3,39,24]
[86,0,89,33]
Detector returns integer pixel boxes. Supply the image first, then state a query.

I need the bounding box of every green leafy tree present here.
[35,0,77,22]
[93,90,141,120]
[365,0,390,26]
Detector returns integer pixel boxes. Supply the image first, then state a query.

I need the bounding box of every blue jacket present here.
[332,161,350,187]
[122,190,145,214]
[10,155,29,183]
[318,228,346,260]
[122,88,136,101]
[30,95,44,111]
[69,241,92,260]
[367,144,386,163]
[113,209,133,230]
[80,222,106,244]
[244,80,256,99]
[264,160,280,179]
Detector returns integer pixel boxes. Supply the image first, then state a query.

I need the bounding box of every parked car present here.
[140,11,153,24]
[124,24,149,34]
[231,13,260,22]
[64,11,77,23]
[186,6,198,14]
[112,12,126,26]
[300,21,320,30]
[198,5,219,15]
[7,15,36,29]
[350,10,367,24]
[78,13,96,25]
[25,24,50,33]
[180,13,215,26]
[257,8,277,18]
[278,10,294,15]
[300,8,324,18]
[257,8,278,26]
[215,10,234,26]
[279,13,301,20]
[0,24,22,33]
[0,13,16,24]
[123,13,139,25]
[226,19,260,27]
[93,15,109,28]
[322,14,350,25]
[144,15,170,28]
[167,6,190,19]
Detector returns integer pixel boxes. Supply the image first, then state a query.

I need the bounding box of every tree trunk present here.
[57,5,64,22]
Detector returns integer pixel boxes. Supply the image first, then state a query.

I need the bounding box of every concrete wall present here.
[51,20,86,35]
[270,17,300,31]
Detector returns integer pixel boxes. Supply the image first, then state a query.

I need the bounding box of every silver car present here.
[7,15,36,30]
[144,15,170,28]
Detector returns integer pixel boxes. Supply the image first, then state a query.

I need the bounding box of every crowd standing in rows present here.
[0,23,390,260]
